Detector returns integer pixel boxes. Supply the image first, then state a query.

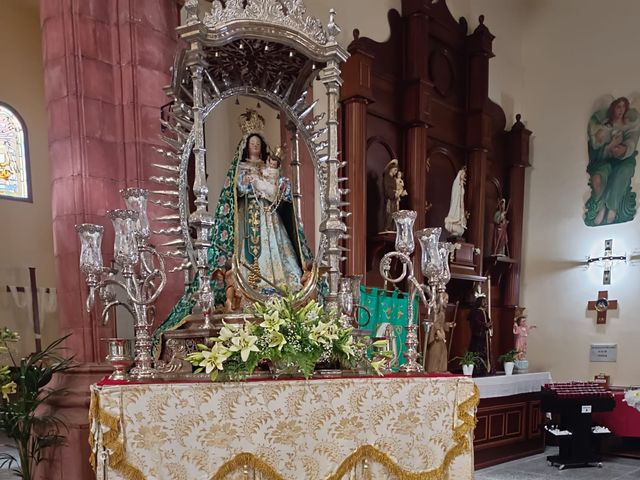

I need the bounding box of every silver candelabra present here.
[379,210,454,373]
[76,188,166,379]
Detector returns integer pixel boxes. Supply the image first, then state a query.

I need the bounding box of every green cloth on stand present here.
[360,286,416,368]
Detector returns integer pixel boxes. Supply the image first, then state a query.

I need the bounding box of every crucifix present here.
[587,290,618,325]
[586,239,626,285]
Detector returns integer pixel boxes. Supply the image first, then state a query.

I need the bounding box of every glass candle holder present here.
[75,224,104,275]
[438,242,454,286]
[121,188,150,240]
[349,274,363,306]
[416,227,442,281]
[392,210,417,255]
[108,209,139,267]
[338,277,354,317]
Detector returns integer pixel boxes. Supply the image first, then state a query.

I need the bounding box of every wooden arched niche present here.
[426,146,462,235]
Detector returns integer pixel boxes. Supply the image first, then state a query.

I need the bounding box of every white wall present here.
[0,1,58,357]
[305,0,400,49]
[447,0,528,124]
[520,0,640,386]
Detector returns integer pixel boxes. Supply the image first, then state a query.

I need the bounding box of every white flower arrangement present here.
[186,294,390,380]
[623,389,640,412]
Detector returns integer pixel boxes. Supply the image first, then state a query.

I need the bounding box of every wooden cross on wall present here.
[587,290,618,324]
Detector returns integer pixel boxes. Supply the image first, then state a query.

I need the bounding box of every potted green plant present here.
[0,329,75,480]
[455,351,483,376]
[498,349,519,376]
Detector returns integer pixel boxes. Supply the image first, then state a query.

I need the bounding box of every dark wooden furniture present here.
[340,0,532,371]
[541,383,615,469]
[474,392,545,469]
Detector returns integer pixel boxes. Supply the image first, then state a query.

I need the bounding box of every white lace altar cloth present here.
[473,372,552,399]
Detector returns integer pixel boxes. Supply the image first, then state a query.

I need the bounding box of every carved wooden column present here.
[341,47,374,276]
[504,114,531,306]
[465,17,494,275]
[402,0,432,282]
[38,1,180,478]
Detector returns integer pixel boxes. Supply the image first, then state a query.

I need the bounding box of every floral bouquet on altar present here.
[624,389,640,412]
[186,294,389,380]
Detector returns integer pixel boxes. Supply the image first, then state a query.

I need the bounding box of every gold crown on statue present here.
[239,109,265,136]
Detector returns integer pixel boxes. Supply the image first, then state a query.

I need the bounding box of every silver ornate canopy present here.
[151,0,350,307]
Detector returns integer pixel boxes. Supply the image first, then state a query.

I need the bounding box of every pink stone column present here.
[39,0,182,478]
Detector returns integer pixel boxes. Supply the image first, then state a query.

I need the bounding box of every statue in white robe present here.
[444,167,468,238]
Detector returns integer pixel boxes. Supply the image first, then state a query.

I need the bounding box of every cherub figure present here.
[212,267,243,313]
[513,308,536,361]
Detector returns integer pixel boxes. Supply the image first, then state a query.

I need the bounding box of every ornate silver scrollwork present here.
[152,0,350,311]
[204,0,328,45]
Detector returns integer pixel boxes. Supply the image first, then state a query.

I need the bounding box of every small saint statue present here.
[513,308,536,361]
[467,293,492,376]
[383,159,408,231]
[444,167,468,239]
[492,198,509,256]
[425,292,455,373]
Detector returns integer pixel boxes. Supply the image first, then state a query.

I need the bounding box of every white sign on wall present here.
[590,343,617,362]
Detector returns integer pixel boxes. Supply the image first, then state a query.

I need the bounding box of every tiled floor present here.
[476,447,640,479]
[0,433,17,480]
[0,439,638,479]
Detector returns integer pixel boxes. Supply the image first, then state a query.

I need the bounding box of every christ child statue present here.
[513,312,536,361]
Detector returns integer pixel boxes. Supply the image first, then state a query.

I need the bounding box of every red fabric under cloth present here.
[593,391,640,438]
[97,371,462,387]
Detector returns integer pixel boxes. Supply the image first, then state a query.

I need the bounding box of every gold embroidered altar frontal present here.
[89,376,478,480]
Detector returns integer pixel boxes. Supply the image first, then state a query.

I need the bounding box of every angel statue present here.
[383,159,408,231]
[444,167,468,238]
[152,109,312,358]
[584,95,640,226]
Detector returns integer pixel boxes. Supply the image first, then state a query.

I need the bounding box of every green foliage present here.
[498,349,519,364]
[454,350,485,367]
[0,332,75,480]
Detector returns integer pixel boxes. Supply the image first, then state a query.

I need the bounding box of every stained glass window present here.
[0,104,31,201]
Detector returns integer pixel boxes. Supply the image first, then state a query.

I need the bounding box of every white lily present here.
[228,329,260,362]
[260,311,285,331]
[218,322,242,342]
[370,359,387,376]
[339,336,355,358]
[309,320,338,345]
[268,330,287,351]
[199,342,232,374]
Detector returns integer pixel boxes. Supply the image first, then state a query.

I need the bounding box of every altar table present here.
[472,372,552,469]
[89,375,478,480]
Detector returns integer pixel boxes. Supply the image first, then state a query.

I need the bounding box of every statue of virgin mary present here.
[444,167,468,238]
[211,109,312,295]
[152,109,312,357]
